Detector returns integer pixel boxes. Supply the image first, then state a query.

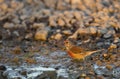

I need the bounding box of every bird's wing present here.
[70,46,85,54]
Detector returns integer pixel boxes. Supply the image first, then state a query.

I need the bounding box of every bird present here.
[64,40,103,60]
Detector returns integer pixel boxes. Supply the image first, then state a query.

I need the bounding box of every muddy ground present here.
[0,0,120,79]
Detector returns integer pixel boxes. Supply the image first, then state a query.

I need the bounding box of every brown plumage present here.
[64,40,103,60]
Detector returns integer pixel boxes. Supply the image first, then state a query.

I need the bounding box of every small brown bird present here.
[64,40,103,60]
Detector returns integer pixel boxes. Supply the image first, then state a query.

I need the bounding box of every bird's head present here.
[64,40,73,50]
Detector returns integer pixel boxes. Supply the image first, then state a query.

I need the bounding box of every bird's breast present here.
[67,50,84,59]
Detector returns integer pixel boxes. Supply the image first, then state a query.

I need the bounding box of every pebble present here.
[58,18,65,26]
[0,0,3,3]
[0,3,8,11]
[0,65,6,71]
[112,67,120,78]
[3,23,15,29]
[34,30,48,41]
[54,33,62,40]
[78,28,89,34]
[73,11,81,20]
[12,46,22,54]
[103,33,112,39]
[114,37,120,43]
[100,28,108,34]
[25,33,33,39]
[89,27,97,35]
[62,30,72,35]
[32,23,45,29]
[71,0,81,4]
[49,20,57,27]
[106,65,113,70]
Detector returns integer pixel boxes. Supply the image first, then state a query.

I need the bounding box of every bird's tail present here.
[87,49,104,56]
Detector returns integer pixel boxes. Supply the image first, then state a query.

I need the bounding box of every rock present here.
[43,0,57,8]
[49,20,57,27]
[56,29,61,33]
[70,0,81,4]
[25,33,33,40]
[93,64,111,76]
[32,23,45,29]
[96,75,104,79]
[78,28,90,34]
[54,33,62,40]
[85,76,90,79]
[106,65,113,70]
[57,69,69,79]
[114,37,120,43]
[62,30,72,35]
[27,66,57,79]
[0,0,3,3]
[89,27,97,35]
[64,11,74,19]
[73,11,81,20]
[20,15,28,20]
[34,30,48,41]
[63,17,71,27]
[96,42,104,47]
[12,18,20,24]
[3,23,15,29]
[100,28,108,34]
[3,69,25,79]
[103,33,112,39]
[12,46,21,54]
[112,67,120,78]
[58,18,65,26]
[0,3,8,11]
[42,9,51,16]
[0,65,6,71]
[0,65,7,79]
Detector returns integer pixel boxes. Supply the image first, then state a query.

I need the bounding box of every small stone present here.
[0,0,3,3]
[103,33,112,39]
[56,29,61,33]
[20,15,28,20]
[63,17,71,27]
[0,65,6,71]
[54,33,62,40]
[49,20,57,27]
[85,76,90,79]
[81,73,86,77]
[78,28,89,34]
[25,58,36,64]
[106,65,113,70]
[112,67,120,78]
[100,28,108,34]
[25,33,33,39]
[62,30,72,35]
[73,11,81,20]
[42,9,51,15]
[71,0,81,4]
[97,75,104,79]
[114,37,120,43]
[3,23,14,29]
[32,23,45,29]
[34,30,48,41]
[103,53,108,58]
[109,44,117,49]
[12,46,21,54]
[0,3,8,10]
[96,60,102,66]
[89,27,97,35]
[96,42,104,47]
[58,18,65,26]
[12,18,20,24]
[64,11,74,19]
